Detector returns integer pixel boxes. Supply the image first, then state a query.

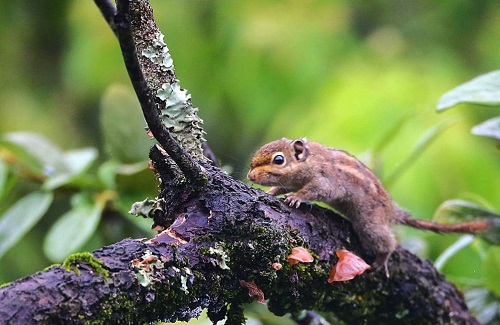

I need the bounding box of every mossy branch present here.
[0,165,479,324]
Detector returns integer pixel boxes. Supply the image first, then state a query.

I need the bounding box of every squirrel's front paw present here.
[284,194,302,208]
[267,186,281,196]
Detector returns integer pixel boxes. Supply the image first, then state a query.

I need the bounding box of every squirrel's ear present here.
[292,139,309,161]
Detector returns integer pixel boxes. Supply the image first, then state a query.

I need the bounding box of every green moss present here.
[0,281,12,289]
[42,263,61,272]
[62,252,109,280]
[87,293,137,325]
[226,302,246,325]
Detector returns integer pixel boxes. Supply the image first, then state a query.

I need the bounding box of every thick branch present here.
[0,165,478,324]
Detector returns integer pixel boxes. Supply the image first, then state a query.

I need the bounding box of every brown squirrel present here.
[247,138,492,276]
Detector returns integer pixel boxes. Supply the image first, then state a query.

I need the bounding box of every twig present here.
[93,0,117,35]
[112,0,208,185]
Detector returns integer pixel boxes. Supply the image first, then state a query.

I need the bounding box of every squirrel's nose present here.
[247,171,255,182]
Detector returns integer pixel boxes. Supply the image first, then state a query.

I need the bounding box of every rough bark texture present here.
[0,162,478,324]
[0,1,480,324]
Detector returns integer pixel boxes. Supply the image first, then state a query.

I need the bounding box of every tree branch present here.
[95,0,209,184]
[0,164,479,324]
[114,0,208,185]
[94,0,117,35]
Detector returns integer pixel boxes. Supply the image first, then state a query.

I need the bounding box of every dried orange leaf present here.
[328,249,370,283]
[272,262,283,270]
[288,246,314,265]
[240,280,266,304]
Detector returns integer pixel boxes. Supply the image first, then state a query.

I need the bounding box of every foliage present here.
[0,191,52,258]
[0,129,155,264]
[437,70,500,141]
[434,71,500,322]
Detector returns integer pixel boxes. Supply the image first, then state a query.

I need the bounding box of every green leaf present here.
[100,84,152,163]
[435,199,500,245]
[2,133,100,190]
[42,148,98,190]
[97,160,121,189]
[471,116,500,140]
[97,160,149,189]
[383,118,457,187]
[0,191,53,259]
[1,132,65,174]
[477,301,500,325]
[43,194,103,262]
[363,114,409,176]
[115,161,149,175]
[435,200,500,222]
[434,235,475,270]
[466,288,500,324]
[2,134,100,190]
[437,70,500,111]
[64,148,98,174]
[483,246,500,296]
[0,159,8,200]
[372,115,411,156]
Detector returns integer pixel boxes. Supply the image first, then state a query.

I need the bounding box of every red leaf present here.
[287,247,314,265]
[328,249,371,283]
[240,280,266,304]
[272,262,283,270]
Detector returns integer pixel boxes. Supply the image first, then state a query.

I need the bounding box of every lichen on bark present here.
[128,1,207,161]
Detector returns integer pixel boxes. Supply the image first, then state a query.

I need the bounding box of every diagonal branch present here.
[115,0,207,185]
[96,0,208,184]
[94,0,117,35]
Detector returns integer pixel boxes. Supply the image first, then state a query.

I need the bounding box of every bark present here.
[0,162,478,324]
[0,1,479,324]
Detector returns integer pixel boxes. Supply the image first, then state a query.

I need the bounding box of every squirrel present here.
[247,138,492,276]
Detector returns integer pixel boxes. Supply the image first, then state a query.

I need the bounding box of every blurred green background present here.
[1,0,500,323]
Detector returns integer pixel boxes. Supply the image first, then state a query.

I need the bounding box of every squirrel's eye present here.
[272,154,285,165]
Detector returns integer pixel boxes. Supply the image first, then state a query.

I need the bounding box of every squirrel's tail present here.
[395,209,490,234]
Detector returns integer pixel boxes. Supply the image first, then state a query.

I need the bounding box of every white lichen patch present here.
[208,245,231,270]
[141,31,206,158]
[131,250,164,287]
[141,32,173,70]
[129,198,163,218]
